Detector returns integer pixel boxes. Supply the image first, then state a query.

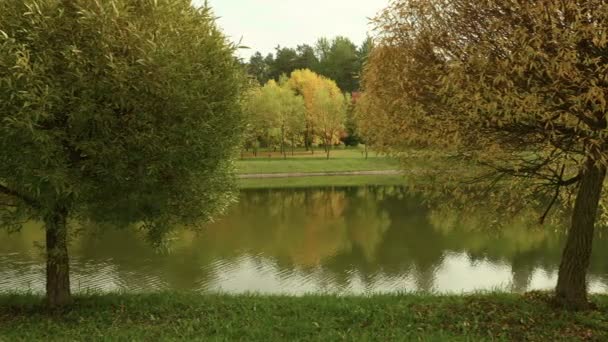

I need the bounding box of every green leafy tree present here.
[277,77,307,156]
[247,52,272,85]
[315,37,332,64]
[243,79,306,158]
[364,0,608,309]
[322,37,360,92]
[0,0,245,307]
[312,86,346,159]
[357,37,374,75]
[295,44,319,72]
[269,46,298,81]
[247,37,372,93]
[242,87,267,156]
[242,85,280,152]
[342,92,362,146]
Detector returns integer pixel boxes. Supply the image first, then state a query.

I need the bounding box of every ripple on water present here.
[2,187,608,295]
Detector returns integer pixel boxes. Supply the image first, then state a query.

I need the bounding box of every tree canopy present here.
[242,69,348,157]
[243,79,306,158]
[362,0,608,309]
[246,36,372,93]
[0,0,245,307]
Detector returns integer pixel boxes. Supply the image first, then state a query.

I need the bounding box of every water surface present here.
[1,186,607,294]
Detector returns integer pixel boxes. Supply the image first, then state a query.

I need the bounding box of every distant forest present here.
[244,36,373,93]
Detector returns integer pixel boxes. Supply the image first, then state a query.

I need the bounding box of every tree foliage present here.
[313,87,347,159]
[243,69,347,157]
[246,36,373,94]
[288,69,346,155]
[0,0,245,306]
[362,0,608,309]
[247,52,272,85]
[243,80,306,157]
[316,36,360,93]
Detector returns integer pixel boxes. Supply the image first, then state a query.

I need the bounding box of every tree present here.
[313,88,346,159]
[363,0,608,309]
[243,79,306,158]
[322,37,360,92]
[354,92,389,160]
[245,37,371,93]
[288,69,345,158]
[342,92,362,147]
[288,69,322,151]
[315,38,331,64]
[242,85,280,152]
[277,77,307,156]
[295,44,319,72]
[0,0,245,307]
[247,52,272,85]
[242,87,267,156]
[357,37,374,76]
[269,46,298,81]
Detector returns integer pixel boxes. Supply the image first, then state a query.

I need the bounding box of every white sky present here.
[192,0,389,60]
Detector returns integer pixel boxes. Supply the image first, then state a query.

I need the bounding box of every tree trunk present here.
[365,144,368,160]
[304,123,310,151]
[554,159,606,310]
[281,127,286,160]
[45,207,72,308]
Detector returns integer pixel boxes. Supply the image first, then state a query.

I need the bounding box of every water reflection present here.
[1,186,607,294]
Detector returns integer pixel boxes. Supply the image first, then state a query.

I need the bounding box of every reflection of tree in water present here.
[2,186,608,293]
[73,227,223,291]
[323,188,446,291]
[318,187,608,293]
[206,188,350,268]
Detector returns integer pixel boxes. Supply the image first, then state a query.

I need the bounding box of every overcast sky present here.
[192,0,389,60]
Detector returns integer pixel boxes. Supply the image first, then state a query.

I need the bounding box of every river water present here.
[1,186,607,294]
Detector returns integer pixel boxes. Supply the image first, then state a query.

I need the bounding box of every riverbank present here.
[238,174,406,189]
[1,292,606,341]
[236,148,399,174]
[236,148,406,188]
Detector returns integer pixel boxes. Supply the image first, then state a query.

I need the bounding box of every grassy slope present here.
[1,292,607,341]
[235,149,399,174]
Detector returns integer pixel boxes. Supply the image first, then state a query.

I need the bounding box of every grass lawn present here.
[1,292,606,341]
[236,148,399,174]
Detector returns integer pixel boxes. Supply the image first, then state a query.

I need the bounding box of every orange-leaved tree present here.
[362,0,608,309]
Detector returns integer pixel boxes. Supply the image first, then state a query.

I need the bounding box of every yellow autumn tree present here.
[288,69,346,157]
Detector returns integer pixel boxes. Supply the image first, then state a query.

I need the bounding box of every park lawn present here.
[239,174,407,189]
[236,148,399,174]
[1,292,607,341]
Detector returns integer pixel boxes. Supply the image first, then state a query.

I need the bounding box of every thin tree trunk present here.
[555,159,606,310]
[365,144,368,159]
[281,127,286,160]
[310,124,315,155]
[305,126,309,151]
[45,207,72,308]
